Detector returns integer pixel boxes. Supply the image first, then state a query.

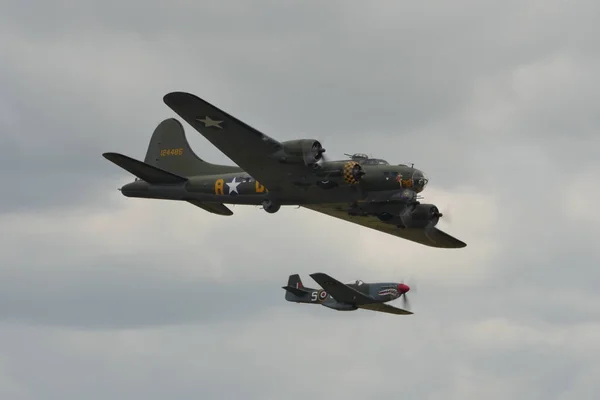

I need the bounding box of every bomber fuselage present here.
[119,161,429,207]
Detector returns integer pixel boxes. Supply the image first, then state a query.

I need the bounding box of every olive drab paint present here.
[102,91,466,249]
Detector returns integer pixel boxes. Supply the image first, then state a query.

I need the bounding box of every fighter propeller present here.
[398,278,416,310]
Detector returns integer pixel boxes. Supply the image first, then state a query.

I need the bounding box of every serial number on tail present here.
[160,148,184,156]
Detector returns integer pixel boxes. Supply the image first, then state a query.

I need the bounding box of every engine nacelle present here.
[315,160,365,187]
[377,203,442,229]
[273,139,325,165]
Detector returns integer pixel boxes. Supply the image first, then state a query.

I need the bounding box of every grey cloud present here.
[2,0,596,193]
[0,265,277,329]
[0,204,366,328]
[1,0,600,399]
[1,309,599,400]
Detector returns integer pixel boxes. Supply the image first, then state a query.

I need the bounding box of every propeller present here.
[422,205,451,244]
[401,292,410,310]
[440,205,452,224]
[302,141,328,167]
[433,202,453,224]
[398,204,444,244]
[398,278,417,310]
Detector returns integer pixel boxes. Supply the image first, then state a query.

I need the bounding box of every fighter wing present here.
[358,302,413,315]
[163,92,294,192]
[309,273,375,305]
[303,203,466,249]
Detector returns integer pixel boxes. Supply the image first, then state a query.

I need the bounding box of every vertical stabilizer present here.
[144,118,242,177]
[287,274,304,289]
[282,274,312,302]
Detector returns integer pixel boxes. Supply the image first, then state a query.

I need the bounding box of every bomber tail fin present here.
[144,118,242,177]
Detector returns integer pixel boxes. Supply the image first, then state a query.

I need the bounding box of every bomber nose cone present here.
[397,283,410,293]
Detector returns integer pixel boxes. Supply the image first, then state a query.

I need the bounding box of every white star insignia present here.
[196,116,223,129]
[226,177,241,195]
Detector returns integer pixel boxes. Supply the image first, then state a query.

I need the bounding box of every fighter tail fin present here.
[287,274,304,290]
[143,118,242,177]
[282,274,311,301]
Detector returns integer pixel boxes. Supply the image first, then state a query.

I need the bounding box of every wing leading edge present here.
[163,92,290,191]
[303,203,466,248]
[309,272,373,305]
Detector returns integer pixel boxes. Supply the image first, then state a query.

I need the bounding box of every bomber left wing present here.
[309,272,375,305]
[303,203,466,248]
[163,92,310,193]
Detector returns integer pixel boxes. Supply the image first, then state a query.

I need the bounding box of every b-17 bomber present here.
[103,91,466,248]
[283,273,414,315]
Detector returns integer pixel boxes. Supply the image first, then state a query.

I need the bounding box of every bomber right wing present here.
[303,203,466,248]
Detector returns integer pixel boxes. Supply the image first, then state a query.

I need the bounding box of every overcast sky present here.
[1,1,599,399]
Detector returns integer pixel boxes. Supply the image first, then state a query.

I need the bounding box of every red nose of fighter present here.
[398,283,410,293]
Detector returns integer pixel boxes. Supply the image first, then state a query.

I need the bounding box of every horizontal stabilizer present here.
[103,152,188,184]
[186,200,233,216]
[282,286,309,297]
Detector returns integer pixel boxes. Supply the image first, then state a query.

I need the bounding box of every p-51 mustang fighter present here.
[103,91,466,248]
[283,273,413,315]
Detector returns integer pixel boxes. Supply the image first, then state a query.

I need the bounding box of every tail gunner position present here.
[103,92,466,248]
